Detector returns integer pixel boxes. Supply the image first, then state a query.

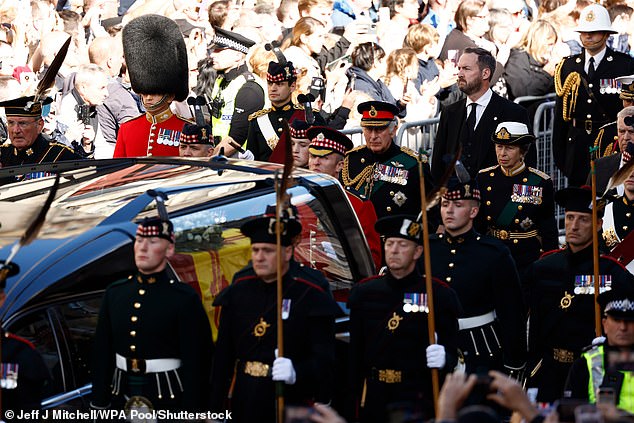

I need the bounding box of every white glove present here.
[426,344,446,369]
[272,357,297,385]
[237,149,254,160]
[592,336,606,346]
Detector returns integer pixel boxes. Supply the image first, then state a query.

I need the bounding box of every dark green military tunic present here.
[348,270,461,422]
[210,263,341,423]
[475,163,559,274]
[91,269,213,411]
[340,143,433,219]
[523,245,634,402]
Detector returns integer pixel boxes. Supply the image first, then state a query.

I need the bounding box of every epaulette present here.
[127,113,146,122]
[5,332,36,350]
[1,139,11,147]
[400,146,427,163]
[479,164,499,173]
[528,167,550,180]
[581,342,602,353]
[293,276,325,293]
[347,144,367,154]
[600,254,628,271]
[293,104,320,112]
[176,115,195,124]
[248,108,272,121]
[539,248,563,259]
[598,121,616,131]
[357,274,382,285]
[51,142,75,153]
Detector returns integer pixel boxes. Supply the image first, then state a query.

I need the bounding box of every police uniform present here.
[340,101,433,219]
[306,126,383,270]
[564,283,634,412]
[475,122,559,275]
[209,206,341,423]
[0,96,80,183]
[208,28,264,146]
[246,60,325,162]
[114,15,191,158]
[553,4,634,185]
[523,186,634,403]
[429,180,527,375]
[348,216,461,422]
[1,332,50,410]
[91,217,213,411]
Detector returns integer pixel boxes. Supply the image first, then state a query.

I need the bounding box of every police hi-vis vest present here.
[584,344,634,413]
[210,72,255,140]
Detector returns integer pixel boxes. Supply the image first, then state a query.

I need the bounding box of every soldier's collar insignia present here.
[25,148,33,156]
[369,106,378,117]
[607,56,613,62]
[586,11,594,22]
[283,104,291,111]
[495,127,511,140]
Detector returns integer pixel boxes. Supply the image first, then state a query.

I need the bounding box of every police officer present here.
[564,282,634,413]
[209,204,341,423]
[246,58,325,163]
[429,178,527,376]
[114,15,192,158]
[553,3,634,186]
[340,101,433,219]
[523,186,634,403]
[349,215,461,422]
[91,209,213,412]
[208,28,265,157]
[476,122,558,276]
[307,125,382,270]
[0,264,49,411]
[179,122,215,157]
[0,96,80,175]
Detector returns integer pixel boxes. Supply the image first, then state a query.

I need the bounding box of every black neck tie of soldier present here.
[588,57,595,81]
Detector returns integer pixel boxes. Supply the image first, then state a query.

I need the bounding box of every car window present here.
[8,310,63,398]
[57,297,102,389]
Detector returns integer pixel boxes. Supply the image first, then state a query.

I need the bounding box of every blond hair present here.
[403,23,439,54]
[384,48,418,87]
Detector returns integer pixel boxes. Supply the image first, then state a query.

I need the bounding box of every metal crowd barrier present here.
[340,117,441,153]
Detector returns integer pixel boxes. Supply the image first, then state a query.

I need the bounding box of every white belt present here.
[459,311,496,330]
[115,354,181,374]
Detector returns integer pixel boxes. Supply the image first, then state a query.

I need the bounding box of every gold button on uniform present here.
[450,249,456,254]
[624,226,629,231]
[487,216,492,221]
[361,158,365,163]
[139,289,146,295]
[515,219,520,224]
[386,207,392,212]
[130,331,136,337]
[486,201,491,206]
[130,345,136,352]
[131,316,138,322]
[490,172,494,177]
[390,191,394,196]
[134,302,141,309]
[446,277,452,282]
[449,263,455,268]
[518,205,523,211]
[513,239,519,244]
[487,186,492,191]
[523,178,528,183]
[627,213,631,218]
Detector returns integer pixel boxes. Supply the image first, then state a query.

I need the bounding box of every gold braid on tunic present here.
[554,60,581,123]
[341,156,375,192]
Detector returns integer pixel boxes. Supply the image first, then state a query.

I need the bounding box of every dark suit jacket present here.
[431,91,530,180]
[585,153,621,194]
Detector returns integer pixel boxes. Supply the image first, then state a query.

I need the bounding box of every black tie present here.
[466,103,477,134]
[588,57,595,81]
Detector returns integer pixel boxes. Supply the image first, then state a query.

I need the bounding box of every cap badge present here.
[496,127,511,140]
[369,106,378,117]
[586,11,594,22]
[407,222,421,237]
[464,184,471,197]
[201,128,207,140]
[316,133,325,141]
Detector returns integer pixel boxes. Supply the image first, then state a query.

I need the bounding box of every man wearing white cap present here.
[553,3,634,186]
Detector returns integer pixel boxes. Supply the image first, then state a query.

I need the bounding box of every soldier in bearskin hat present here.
[210,204,340,423]
[179,122,214,157]
[429,176,527,377]
[348,214,461,422]
[91,192,213,412]
[113,15,192,158]
[524,186,634,403]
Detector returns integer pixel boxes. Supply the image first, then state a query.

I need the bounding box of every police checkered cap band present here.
[212,35,250,54]
[310,136,347,155]
[605,298,634,313]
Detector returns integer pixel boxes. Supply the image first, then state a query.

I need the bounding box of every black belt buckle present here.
[585,120,592,134]
[127,357,146,374]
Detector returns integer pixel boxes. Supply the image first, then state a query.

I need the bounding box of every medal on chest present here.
[403,293,429,313]
[0,363,18,389]
[511,184,542,205]
[282,299,291,320]
[574,275,612,295]
[374,163,409,186]
[157,128,181,146]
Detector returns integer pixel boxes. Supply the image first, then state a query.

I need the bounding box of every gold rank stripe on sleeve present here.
[248,108,272,121]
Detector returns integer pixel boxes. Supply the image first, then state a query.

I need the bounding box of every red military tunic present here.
[113,109,191,157]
